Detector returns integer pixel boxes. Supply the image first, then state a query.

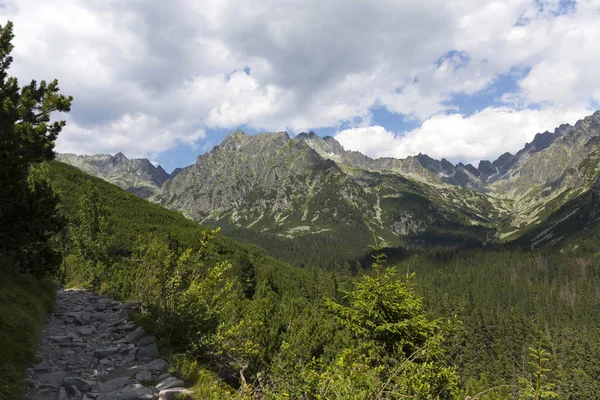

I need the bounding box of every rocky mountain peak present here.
[296,131,318,139]
[295,132,346,158]
[492,152,515,172]
[56,153,171,198]
[415,153,444,174]
[477,160,496,176]
[439,159,455,175]
[523,130,561,154]
[171,167,184,178]
[220,130,250,150]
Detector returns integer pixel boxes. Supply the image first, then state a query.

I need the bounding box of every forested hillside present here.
[46,159,600,399]
[47,160,458,398]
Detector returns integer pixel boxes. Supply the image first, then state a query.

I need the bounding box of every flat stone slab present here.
[98,383,153,400]
[135,370,152,382]
[137,336,155,347]
[48,335,71,343]
[158,388,194,400]
[156,376,185,390]
[98,376,130,392]
[94,347,120,358]
[118,326,145,343]
[140,359,169,373]
[136,342,160,361]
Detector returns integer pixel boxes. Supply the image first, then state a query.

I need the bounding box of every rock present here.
[98,376,130,392]
[158,388,194,400]
[30,387,57,400]
[58,342,87,348]
[136,342,160,361]
[137,336,155,347]
[119,326,145,343]
[116,302,140,310]
[99,358,112,366]
[141,359,169,373]
[63,311,91,325]
[57,386,68,400]
[124,348,138,363]
[108,313,129,326]
[37,371,66,388]
[33,360,58,373]
[85,379,98,391]
[48,335,72,343]
[97,383,153,400]
[113,321,137,332]
[155,376,185,390]
[94,347,120,358]
[64,384,82,398]
[79,325,97,336]
[157,373,172,381]
[25,377,42,390]
[135,370,152,382]
[63,376,93,391]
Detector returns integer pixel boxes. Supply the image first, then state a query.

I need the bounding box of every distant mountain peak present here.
[56,152,170,199]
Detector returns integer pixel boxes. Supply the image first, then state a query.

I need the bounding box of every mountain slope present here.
[48,161,204,250]
[154,131,505,266]
[297,112,600,246]
[56,153,171,198]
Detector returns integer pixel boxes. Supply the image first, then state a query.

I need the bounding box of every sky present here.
[2,0,600,172]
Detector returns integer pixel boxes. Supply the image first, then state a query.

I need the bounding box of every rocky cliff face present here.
[155,130,505,248]
[56,153,171,198]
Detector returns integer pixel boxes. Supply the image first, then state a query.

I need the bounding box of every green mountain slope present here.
[48,161,205,251]
[47,160,306,279]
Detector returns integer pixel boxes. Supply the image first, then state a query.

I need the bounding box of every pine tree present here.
[322,237,458,398]
[518,340,558,400]
[0,21,72,276]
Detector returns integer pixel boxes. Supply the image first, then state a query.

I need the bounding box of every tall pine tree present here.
[0,21,72,276]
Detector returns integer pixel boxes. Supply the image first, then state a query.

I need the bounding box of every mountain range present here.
[56,111,600,264]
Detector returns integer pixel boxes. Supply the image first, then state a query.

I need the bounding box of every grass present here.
[169,354,237,399]
[0,271,55,400]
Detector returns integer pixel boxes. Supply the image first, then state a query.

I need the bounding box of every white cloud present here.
[1,0,599,159]
[335,107,592,164]
[56,113,206,159]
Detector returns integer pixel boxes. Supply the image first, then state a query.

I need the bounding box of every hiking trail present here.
[25,287,193,400]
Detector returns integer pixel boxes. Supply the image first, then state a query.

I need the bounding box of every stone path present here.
[25,288,193,400]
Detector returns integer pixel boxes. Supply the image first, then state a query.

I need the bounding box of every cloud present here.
[1,0,599,160]
[334,107,592,164]
[56,113,205,159]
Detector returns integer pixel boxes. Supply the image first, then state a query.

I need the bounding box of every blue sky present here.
[2,0,599,171]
